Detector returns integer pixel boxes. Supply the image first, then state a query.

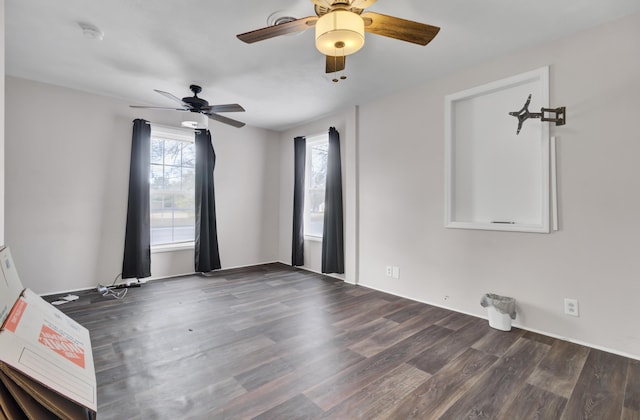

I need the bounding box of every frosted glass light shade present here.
[181,112,208,129]
[315,10,365,56]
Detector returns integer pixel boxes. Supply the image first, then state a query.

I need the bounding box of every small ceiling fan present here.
[237,0,440,74]
[130,85,246,128]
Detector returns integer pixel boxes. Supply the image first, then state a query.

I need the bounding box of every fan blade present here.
[154,89,192,109]
[129,105,188,111]
[351,0,377,9]
[325,55,346,73]
[237,16,318,44]
[362,12,440,46]
[206,104,245,113]
[206,113,246,128]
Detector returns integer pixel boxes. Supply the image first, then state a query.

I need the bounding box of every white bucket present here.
[487,306,512,331]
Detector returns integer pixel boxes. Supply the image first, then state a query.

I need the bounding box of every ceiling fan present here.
[130,85,246,128]
[237,0,440,74]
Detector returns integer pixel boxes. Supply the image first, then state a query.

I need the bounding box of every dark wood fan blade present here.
[326,55,346,73]
[362,12,440,46]
[154,89,192,109]
[237,16,318,44]
[206,113,246,128]
[207,104,245,113]
[351,0,377,9]
[129,105,187,110]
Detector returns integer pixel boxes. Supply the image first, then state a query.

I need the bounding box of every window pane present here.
[304,136,329,237]
[150,134,196,246]
[164,166,182,189]
[151,139,164,164]
[150,164,164,188]
[172,188,195,243]
[182,143,195,168]
[182,167,195,192]
[163,140,182,166]
[150,192,169,212]
[310,143,328,189]
[173,192,194,212]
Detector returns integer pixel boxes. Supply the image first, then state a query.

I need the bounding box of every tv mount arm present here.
[509,94,566,135]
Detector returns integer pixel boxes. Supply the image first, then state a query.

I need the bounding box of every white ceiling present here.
[6,0,640,131]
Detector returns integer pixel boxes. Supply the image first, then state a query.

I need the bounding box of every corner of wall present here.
[0,0,6,245]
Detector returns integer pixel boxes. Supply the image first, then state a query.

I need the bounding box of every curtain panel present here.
[122,119,152,279]
[194,129,222,272]
[292,136,306,266]
[321,127,345,274]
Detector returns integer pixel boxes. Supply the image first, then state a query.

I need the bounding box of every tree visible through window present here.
[304,134,329,238]
[150,127,196,246]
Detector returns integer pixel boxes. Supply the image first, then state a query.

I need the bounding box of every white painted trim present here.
[359,282,640,362]
[151,242,194,253]
[41,261,284,296]
[150,123,195,142]
[551,136,559,231]
[278,260,349,284]
[345,105,359,286]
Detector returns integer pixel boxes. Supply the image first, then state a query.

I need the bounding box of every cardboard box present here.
[0,247,97,419]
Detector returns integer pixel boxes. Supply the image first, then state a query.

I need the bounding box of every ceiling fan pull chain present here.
[332,42,347,82]
[332,44,340,82]
[340,44,347,81]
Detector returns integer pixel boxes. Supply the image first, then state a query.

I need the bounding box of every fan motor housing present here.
[182,84,209,111]
[182,96,209,111]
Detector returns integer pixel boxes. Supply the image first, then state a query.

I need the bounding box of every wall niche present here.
[444,66,553,233]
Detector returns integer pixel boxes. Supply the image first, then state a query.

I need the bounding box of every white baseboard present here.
[359,282,640,362]
[42,263,639,361]
[277,260,353,284]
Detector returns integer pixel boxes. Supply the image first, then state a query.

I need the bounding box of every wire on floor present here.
[97,272,127,300]
[98,286,127,300]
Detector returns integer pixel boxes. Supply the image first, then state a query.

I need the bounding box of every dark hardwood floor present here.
[51,264,640,419]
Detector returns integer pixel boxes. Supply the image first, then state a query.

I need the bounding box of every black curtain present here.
[194,129,221,272]
[292,136,306,266]
[322,127,345,274]
[122,119,151,279]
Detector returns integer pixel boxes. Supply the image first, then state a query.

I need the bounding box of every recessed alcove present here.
[445,66,553,233]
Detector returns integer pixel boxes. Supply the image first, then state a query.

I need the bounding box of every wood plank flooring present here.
[50,264,639,419]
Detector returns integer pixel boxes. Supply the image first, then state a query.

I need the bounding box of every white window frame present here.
[303,133,329,240]
[149,124,196,251]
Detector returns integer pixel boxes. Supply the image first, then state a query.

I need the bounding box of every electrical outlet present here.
[564,298,579,316]
[385,266,393,277]
[392,266,400,279]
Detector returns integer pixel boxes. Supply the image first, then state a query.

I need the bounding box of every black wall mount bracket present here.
[509,94,566,134]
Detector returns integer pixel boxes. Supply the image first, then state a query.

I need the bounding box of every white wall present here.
[277,108,358,284]
[355,13,640,358]
[149,122,281,279]
[0,0,5,245]
[5,77,280,294]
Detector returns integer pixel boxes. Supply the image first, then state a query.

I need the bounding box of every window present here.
[149,126,196,246]
[304,134,329,238]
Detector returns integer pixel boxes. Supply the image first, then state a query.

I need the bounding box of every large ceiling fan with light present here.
[237,0,440,75]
